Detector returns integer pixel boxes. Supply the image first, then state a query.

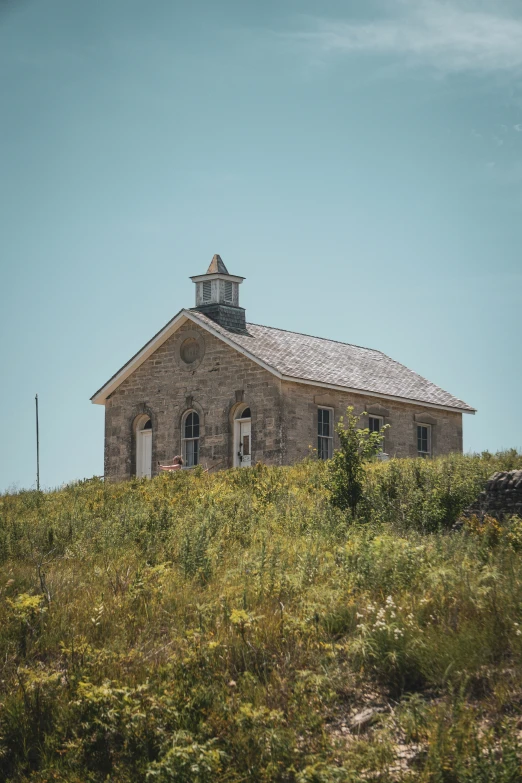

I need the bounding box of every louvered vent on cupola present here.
[224,281,233,303]
[202,281,212,301]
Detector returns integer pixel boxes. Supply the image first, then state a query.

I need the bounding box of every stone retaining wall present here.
[466,470,522,520]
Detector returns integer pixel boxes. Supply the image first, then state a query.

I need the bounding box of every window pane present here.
[185,439,199,467]
[318,409,333,441]
[185,440,193,467]
[318,436,332,460]
[417,426,429,453]
[185,411,200,439]
[318,409,331,438]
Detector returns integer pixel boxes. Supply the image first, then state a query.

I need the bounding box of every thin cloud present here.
[515,124,522,132]
[285,2,522,74]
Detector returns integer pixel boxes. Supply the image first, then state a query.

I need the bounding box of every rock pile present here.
[465,470,522,520]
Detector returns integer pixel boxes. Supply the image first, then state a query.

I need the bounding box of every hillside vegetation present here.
[1,451,522,782]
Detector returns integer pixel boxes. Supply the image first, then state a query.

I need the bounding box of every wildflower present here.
[356,612,364,619]
[517,630,522,637]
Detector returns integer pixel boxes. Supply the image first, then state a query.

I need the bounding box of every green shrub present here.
[326,407,387,515]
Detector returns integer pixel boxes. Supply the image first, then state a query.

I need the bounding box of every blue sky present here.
[1,0,521,491]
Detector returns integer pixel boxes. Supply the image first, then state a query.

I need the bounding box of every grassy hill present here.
[1,451,522,782]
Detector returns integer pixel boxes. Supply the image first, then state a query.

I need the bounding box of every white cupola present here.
[190,255,247,333]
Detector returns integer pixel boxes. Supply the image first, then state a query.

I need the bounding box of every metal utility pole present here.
[35,394,40,491]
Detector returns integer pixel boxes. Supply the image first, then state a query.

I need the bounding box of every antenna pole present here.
[35,394,40,491]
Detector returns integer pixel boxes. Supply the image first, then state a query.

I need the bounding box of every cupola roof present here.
[206,254,229,275]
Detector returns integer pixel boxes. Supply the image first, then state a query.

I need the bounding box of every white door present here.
[138,430,152,478]
[238,420,251,467]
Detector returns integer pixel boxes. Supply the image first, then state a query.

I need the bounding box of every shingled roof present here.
[91,308,475,412]
[189,311,475,412]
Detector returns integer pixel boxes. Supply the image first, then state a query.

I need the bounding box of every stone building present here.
[91,255,475,481]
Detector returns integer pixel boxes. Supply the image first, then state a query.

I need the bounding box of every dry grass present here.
[0,451,522,781]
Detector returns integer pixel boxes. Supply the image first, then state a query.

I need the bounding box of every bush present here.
[326,407,386,515]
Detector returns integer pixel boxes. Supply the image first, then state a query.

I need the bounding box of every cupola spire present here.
[206,254,229,275]
[190,254,247,333]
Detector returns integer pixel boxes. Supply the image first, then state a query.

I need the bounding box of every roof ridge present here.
[244,320,384,355]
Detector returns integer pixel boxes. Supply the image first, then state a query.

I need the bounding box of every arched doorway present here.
[135,415,152,478]
[233,406,251,468]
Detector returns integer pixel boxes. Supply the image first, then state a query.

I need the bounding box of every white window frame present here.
[417,424,431,458]
[182,410,200,467]
[368,415,384,452]
[317,407,334,460]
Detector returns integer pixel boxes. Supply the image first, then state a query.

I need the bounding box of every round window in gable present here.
[180,337,200,365]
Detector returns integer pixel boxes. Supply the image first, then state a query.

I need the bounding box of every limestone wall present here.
[102,321,465,481]
[281,380,463,465]
[104,320,283,481]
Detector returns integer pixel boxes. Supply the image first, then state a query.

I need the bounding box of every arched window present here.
[135,415,152,478]
[182,410,200,467]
